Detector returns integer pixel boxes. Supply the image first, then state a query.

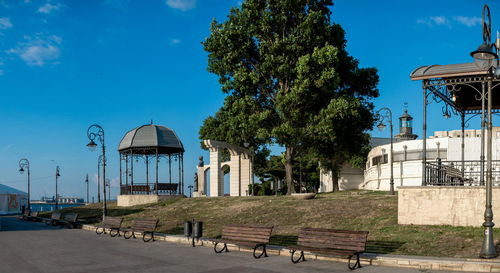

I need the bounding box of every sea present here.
[29,203,85,212]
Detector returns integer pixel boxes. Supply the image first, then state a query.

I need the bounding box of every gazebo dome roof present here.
[118,124,184,155]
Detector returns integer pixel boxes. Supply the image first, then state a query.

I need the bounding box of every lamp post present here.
[55,166,60,210]
[97,155,102,202]
[18,159,30,210]
[376,107,394,195]
[106,179,111,201]
[87,124,107,218]
[471,4,499,259]
[85,174,89,204]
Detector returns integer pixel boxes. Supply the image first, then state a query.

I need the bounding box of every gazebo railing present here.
[120,183,179,195]
[424,160,500,186]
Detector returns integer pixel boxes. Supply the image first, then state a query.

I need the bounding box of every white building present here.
[319,110,500,192]
[0,184,28,215]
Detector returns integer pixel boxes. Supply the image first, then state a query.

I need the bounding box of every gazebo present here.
[403,4,500,258]
[117,124,184,205]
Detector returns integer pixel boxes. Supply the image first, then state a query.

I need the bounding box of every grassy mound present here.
[48,191,497,258]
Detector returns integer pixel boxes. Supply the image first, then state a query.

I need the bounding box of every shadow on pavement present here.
[0,216,61,232]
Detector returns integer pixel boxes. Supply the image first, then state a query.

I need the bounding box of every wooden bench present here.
[287,228,369,270]
[211,224,273,259]
[442,166,468,185]
[26,211,41,222]
[122,218,158,242]
[44,212,62,226]
[96,216,123,237]
[18,209,30,220]
[55,213,79,229]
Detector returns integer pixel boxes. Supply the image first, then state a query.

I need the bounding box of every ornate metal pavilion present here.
[410,62,500,186]
[118,124,185,196]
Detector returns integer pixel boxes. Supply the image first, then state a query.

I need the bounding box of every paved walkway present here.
[0,216,455,273]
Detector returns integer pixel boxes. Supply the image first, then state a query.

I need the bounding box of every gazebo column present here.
[155,149,159,194]
[146,155,149,195]
[169,155,172,185]
[119,154,122,189]
[178,154,182,195]
[125,155,128,186]
[131,152,134,194]
[422,84,427,186]
[461,114,465,178]
[182,154,185,195]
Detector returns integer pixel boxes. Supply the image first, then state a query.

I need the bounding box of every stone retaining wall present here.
[398,186,500,226]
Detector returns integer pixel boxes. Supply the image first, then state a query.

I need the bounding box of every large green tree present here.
[201,0,378,194]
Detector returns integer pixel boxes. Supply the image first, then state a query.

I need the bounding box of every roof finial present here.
[404,102,408,112]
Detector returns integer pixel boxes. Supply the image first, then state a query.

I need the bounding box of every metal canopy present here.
[410,62,488,80]
[410,62,500,113]
[118,124,185,155]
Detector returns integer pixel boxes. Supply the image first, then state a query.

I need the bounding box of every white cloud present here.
[417,16,450,28]
[166,0,196,11]
[7,35,62,66]
[431,16,448,25]
[169,38,181,46]
[37,2,63,14]
[454,16,482,27]
[0,17,12,30]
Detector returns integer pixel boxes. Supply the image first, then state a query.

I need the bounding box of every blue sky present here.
[0,0,497,200]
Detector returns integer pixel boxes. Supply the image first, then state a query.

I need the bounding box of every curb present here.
[81,224,500,272]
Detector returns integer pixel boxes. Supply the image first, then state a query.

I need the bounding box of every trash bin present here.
[184,221,192,237]
[193,221,203,239]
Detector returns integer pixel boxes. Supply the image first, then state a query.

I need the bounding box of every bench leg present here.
[253,244,268,259]
[290,250,305,263]
[123,231,135,239]
[109,228,120,237]
[96,227,105,235]
[214,243,228,253]
[348,253,361,270]
[143,232,155,242]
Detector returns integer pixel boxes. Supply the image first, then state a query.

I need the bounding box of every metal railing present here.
[120,182,179,195]
[424,159,500,186]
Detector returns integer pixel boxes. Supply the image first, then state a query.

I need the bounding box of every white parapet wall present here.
[117,195,179,207]
[398,186,500,226]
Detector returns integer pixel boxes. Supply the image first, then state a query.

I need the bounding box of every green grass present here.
[49,191,499,258]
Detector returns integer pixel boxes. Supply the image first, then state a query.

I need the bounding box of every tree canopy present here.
[200,0,379,194]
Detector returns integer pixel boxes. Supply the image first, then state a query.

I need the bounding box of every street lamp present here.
[471,5,498,71]
[55,166,60,210]
[97,155,102,202]
[18,158,30,210]
[472,4,500,259]
[85,174,89,204]
[106,179,111,201]
[87,124,107,218]
[375,107,394,195]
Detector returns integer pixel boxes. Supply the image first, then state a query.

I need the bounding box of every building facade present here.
[319,110,500,192]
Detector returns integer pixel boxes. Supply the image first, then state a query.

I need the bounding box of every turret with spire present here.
[395,103,418,140]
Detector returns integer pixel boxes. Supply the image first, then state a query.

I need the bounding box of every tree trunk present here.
[331,160,340,192]
[285,146,296,195]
